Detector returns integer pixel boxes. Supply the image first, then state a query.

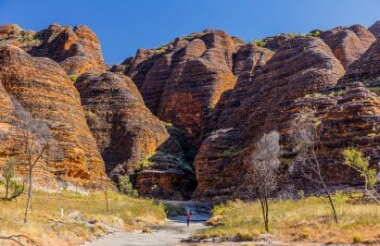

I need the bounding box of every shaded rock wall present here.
[75,72,169,177]
[193,37,345,199]
[320,25,375,68]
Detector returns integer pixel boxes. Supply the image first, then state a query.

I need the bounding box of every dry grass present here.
[194,193,380,244]
[0,188,166,246]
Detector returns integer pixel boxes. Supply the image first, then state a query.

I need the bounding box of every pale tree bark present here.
[291,111,338,224]
[100,174,109,212]
[21,126,49,223]
[240,131,281,232]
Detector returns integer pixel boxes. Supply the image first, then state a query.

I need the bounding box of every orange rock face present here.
[0,23,107,76]
[0,45,106,189]
[158,59,236,145]
[2,21,380,199]
[75,72,196,199]
[75,72,169,177]
[193,37,345,199]
[125,30,239,145]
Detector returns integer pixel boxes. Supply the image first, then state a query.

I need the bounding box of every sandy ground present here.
[83,219,207,246]
[81,201,294,246]
[82,201,212,246]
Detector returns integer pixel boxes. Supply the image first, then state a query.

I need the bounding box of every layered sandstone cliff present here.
[1,21,380,199]
[319,24,375,68]
[0,44,106,189]
[0,23,107,76]
[123,30,239,145]
[75,72,196,199]
[193,37,346,198]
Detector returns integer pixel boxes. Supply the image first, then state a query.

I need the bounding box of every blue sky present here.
[0,0,379,65]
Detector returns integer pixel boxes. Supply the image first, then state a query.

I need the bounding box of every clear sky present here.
[0,0,379,65]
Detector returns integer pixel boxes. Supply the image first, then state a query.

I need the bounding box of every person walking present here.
[186,211,191,227]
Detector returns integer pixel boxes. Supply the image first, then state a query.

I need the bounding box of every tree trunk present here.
[259,197,266,231]
[5,179,9,199]
[105,189,109,212]
[322,183,338,224]
[363,175,380,203]
[264,194,269,232]
[259,195,269,232]
[24,167,32,223]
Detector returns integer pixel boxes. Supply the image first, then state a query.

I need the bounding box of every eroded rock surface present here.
[0,45,106,189]
[75,72,196,199]
[341,37,380,93]
[75,72,169,177]
[320,25,375,68]
[125,30,239,145]
[369,21,380,38]
[193,37,345,199]
[0,24,107,76]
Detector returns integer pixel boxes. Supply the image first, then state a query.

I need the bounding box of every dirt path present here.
[82,201,290,246]
[83,219,206,246]
[82,201,212,246]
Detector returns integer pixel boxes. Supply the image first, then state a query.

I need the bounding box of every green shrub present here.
[68,74,78,83]
[118,176,138,197]
[342,147,376,189]
[140,152,158,168]
[352,234,363,243]
[306,30,320,37]
[1,157,24,200]
[219,148,246,158]
[253,39,265,48]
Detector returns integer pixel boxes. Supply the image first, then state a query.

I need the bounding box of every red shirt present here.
[186,213,191,219]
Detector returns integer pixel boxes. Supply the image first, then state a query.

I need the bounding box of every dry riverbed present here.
[82,201,292,246]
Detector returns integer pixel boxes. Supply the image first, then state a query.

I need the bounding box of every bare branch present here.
[240,131,281,232]
[0,234,40,246]
[290,111,339,224]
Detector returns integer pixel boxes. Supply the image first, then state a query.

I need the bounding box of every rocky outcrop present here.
[139,38,199,114]
[0,45,106,189]
[193,37,345,199]
[283,82,380,191]
[217,44,274,130]
[369,21,380,38]
[341,38,380,93]
[0,82,19,165]
[135,125,197,200]
[263,34,291,51]
[0,24,22,38]
[158,58,236,145]
[125,30,238,145]
[75,72,169,177]
[2,21,380,199]
[318,83,380,183]
[0,23,107,76]
[75,72,196,199]
[320,25,375,68]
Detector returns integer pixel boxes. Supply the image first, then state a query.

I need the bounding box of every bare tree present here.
[10,98,52,223]
[242,131,281,232]
[290,111,338,224]
[21,124,49,223]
